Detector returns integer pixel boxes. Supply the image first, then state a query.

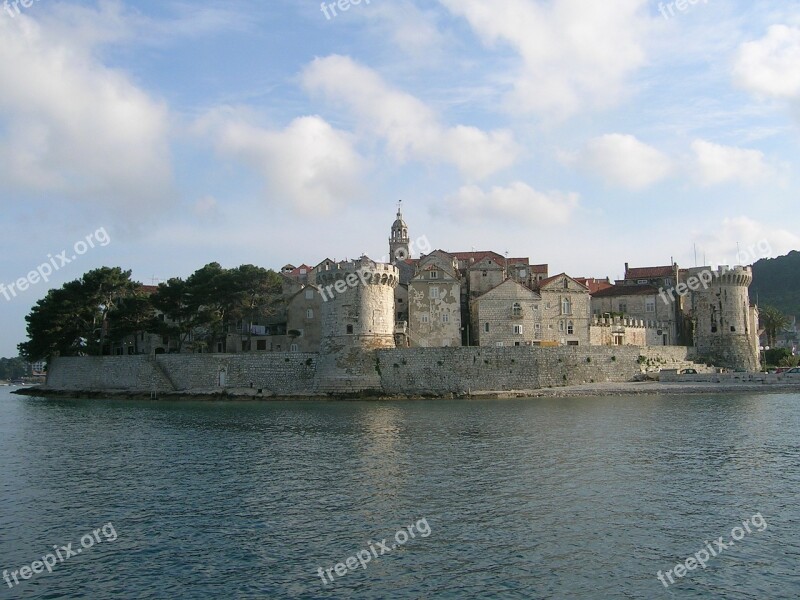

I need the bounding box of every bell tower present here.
[389,200,410,262]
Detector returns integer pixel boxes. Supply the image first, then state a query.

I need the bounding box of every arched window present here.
[562,297,572,315]
[512,302,522,316]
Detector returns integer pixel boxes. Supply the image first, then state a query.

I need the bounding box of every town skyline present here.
[2,0,800,357]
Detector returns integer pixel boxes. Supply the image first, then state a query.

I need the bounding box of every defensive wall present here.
[42,346,696,397]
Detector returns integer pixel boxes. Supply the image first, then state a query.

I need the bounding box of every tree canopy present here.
[19,263,285,360]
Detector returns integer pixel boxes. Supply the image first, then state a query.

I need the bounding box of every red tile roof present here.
[625,265,675,279]
[575,277,613,294]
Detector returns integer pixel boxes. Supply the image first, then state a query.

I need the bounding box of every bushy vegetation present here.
[18,264,283,361]
[751,251,800,319]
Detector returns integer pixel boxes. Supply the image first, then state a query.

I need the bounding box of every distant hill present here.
[751,250,800,318]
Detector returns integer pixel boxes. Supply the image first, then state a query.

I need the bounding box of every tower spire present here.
[389,201,410,262]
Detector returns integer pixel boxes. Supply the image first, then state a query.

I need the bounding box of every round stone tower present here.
[690,265,760,371]
[317,256,399,353]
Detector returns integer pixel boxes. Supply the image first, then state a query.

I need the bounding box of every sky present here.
[1,0,800,357]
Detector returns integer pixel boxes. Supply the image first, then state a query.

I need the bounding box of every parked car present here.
[786,367,800,374]
[679,368,698,374]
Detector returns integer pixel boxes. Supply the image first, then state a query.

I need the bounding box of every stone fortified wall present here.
[44,346,696,397]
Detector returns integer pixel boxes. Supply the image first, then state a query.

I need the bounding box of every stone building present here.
[589,316,648,346]
[284,285,322,352]
[536,274,591,346]
[408,251,462,347]
[684,265,760,370]
[316,256,399,353]
[590,285,675,346]
[470,279,542,346]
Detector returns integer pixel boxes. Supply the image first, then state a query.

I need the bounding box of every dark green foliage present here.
[751,251,800,318]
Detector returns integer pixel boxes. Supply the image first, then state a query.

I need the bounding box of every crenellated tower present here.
[316,256,399,353]
[688,265,760,371]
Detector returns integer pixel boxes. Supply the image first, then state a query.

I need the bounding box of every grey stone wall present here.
[45,345,696,397]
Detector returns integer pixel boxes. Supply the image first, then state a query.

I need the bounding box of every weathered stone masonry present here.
[44,346,695,397]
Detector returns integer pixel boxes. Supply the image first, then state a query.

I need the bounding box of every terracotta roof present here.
[138,285,158,294]
[575,277,613,294]
[625,265,675,279]
[287,264,313,278]
[529,264,548,274]
[450,251,504,263]
[592,284,661,298]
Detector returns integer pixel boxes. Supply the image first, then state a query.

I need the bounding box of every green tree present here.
[0,357,30,380]
[19,267,137,361]
[107,293,157,354]
[759,305,790,347]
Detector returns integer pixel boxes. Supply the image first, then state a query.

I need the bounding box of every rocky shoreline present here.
[12,380,800,401]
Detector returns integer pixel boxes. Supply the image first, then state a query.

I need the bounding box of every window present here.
[430,270,439,279]
[290,344,298,352]
[512,302,522,316]
[442,314,449,323]
[535,323,541,331]
[546,302,551,309]
[559,320,565,332]
[306,309,314,319]
[430,287,440,299]
[495,341,504,347]
[482,271,487,277]
[513,325,523,335]
[484,322,490,333]
[567,321,574,335]
[305,289,314,300]
[257,340,267,351]
[564,279,569,289]
[618,302,627,313]
[533,304,539,311]
[421,314,430,323]
[645,299,655,313]
[637,279,648,285]
[519,269,527,278]
[299,269,307,275]
[562,298,572,315]
[346,325,354,334]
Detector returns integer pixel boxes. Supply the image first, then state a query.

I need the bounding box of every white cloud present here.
[0,8,173,220]
[733,25,800,99]
[693,216,800,266]
[357,1,445,58]
[691,139,779,186]
[199,110,366,216]
[444,182,579,225]
[565,134,672,190]
[438,0,650,119]
[301,55,519,179]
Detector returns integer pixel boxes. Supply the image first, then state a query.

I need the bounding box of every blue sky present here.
[1,0,799,357]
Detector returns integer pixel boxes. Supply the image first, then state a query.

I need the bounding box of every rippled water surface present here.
[1,388,799,599]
